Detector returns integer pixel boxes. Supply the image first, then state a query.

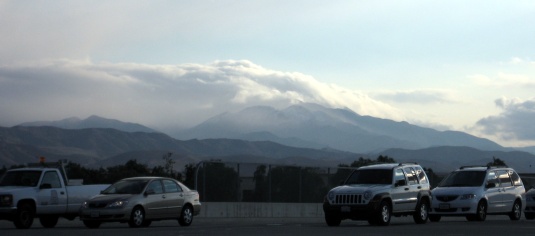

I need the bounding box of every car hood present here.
[0,186,37,195]
[431,186,480,195]
[87,194,134,202]
[331,184,391,194]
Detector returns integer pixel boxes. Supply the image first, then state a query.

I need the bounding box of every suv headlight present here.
[328,192,335,201]
[460,194,476,200]
[107,200,128,208]
[363,191,372,200]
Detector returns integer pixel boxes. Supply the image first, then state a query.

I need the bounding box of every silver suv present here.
[429,166,525,222]
[323,163,431,226]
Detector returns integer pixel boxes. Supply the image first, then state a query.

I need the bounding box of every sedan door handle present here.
[404,188,409,191]
[162,195,166,199]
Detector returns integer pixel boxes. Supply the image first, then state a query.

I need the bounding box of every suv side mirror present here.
[486,182,496,188]
[395,179,406,187]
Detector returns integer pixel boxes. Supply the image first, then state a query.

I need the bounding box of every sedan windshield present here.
[0,170,42,187]
[438,171,486,187]
[102,179,149,194]
[345,169,393,185]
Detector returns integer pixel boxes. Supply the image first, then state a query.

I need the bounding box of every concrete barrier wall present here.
[197,202,325,218]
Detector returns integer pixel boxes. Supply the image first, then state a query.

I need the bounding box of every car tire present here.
[525,212,535,220]
[128,206,146,228]
[472,201,487,221]
[509,200,522,221]
[39,215,59,228]
[13,203,35,229]
[178,205,194,226]
[413,199,429,224]
[429,215,441,222]
[83,220,101,229]
[375,201,391,226]
[325,212,342,226]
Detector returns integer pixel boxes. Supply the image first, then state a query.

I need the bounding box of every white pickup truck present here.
[0,162,109,229]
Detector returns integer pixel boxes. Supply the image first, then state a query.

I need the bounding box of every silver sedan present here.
[79,176,201,228]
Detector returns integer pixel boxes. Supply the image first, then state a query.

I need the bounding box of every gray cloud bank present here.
[474,97,535,142]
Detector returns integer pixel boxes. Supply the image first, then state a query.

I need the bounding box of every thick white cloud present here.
[472,97,535,145]
[372,89,460,104]
[0,59,403,130]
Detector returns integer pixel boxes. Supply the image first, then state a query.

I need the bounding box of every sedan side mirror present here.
[144,189,155,196]
[40,183,52,189]
[486,182,496,188]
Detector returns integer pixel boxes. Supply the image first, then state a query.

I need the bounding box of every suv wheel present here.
[509,200,522,221]
[325,212,341,226]
[413,199,429,224]
[375,201,391,226]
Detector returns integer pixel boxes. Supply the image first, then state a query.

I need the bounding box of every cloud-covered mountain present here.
[175,103,504,153]
[18,115,157,133]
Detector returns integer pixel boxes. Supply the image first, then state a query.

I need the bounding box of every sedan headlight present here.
[460,194,476,200]
[107,200,128,208]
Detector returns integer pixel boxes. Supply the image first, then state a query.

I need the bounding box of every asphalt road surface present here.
[1,216,535,236]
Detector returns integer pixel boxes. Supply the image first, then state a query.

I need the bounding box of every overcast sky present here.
[1,1,534,147]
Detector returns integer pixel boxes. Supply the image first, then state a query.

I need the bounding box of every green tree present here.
[252,165,269,202]
[197,162,239,202]
[182,163,196,189]
[487,157,507,167]
[105,159,150,183]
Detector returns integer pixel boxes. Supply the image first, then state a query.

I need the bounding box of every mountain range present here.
[174,103,504,153]
[3,103,535,175]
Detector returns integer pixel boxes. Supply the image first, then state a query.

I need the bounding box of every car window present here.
[509,171,522,186]
[345,169,393,185]
[42,171,62,188]
[394,168,406,186]
[163,179,182,193]
[414,167,428,184]
[102,179,148,194]
[438,171,486,187]
[497,170,512,187]
[146,180,164,194]
[403,167,418,185]
[487,171,498,187]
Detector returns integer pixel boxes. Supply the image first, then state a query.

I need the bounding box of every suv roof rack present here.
[459,165,509,170]
[398,162,418,166]
[459,165,487,169]
[486,165,508,169]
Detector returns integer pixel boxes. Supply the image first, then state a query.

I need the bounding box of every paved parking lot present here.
[1,216,535,236]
